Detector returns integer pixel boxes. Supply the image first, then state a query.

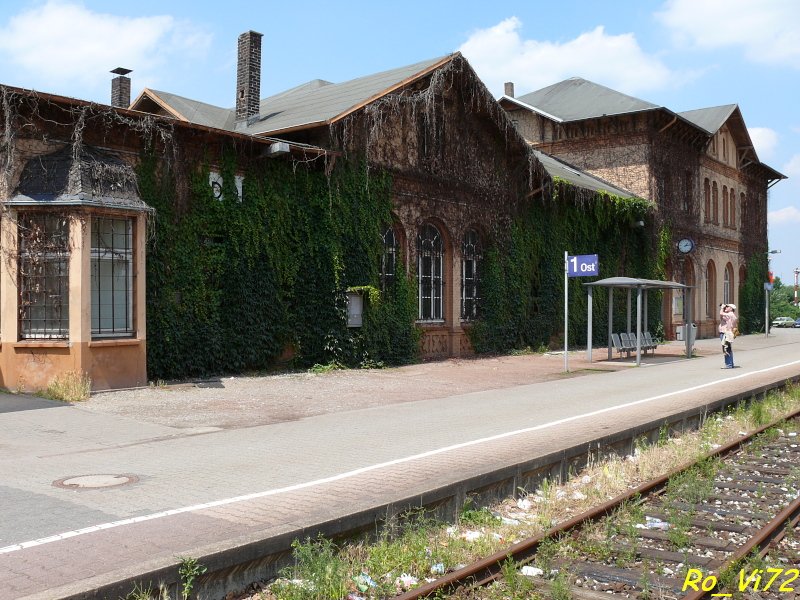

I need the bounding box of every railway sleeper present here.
[644,510,751,533]
[551,558,685,595]
[634,528,734,551]
[610,542,717,566]
[669,500,770,520]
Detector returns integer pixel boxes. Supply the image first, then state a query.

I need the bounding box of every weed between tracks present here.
[197,387,800,600]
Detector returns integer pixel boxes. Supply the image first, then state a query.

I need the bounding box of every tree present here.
[768,276,800,320]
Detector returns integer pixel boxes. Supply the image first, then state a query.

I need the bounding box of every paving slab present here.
[1,331,799,598]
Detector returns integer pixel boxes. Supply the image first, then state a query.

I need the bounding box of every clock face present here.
[677,238,694,253]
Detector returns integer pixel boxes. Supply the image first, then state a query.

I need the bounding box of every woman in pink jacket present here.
[719,304,738,368]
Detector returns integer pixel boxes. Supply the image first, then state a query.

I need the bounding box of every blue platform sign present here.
[567,254,599,277]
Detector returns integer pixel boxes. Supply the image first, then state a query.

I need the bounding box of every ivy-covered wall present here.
[739,252,767,334]
[140,151,419,380]
[141,147,663,381]
[471,179,664,352]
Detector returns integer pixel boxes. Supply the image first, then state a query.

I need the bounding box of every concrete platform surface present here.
[1,330,799,598]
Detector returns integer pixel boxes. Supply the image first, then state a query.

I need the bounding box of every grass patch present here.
[41,370,91,402]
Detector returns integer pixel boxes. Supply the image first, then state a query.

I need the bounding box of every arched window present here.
[417,223,443,321]
[380,226,398,292]
[712,182,719,223]
[705,260,717,318]
[461,229,482,320]
[723,263,734,305]
[734,192,742,230]
[722,186,728,226]
[703,179,710,222]
[722,137,727,162]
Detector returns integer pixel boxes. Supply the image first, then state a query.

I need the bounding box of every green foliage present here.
[470,181,662,352]
[739,252,768,334]
[277,537,349,600]
[767,276,800,321]
[141,152,419,379]
[459,497,502,527]
[177,556,206,600]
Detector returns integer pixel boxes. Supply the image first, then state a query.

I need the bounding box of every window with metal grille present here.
[91,217,134,337]
[417,223,443,321]
[18,214,70,339]
[461,229,482,320]
[379,226,397,292]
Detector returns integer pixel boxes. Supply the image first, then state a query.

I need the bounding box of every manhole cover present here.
[53,474,139,490]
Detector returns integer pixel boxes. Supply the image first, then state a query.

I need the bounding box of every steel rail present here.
[679,488,800,599]
[392,406,800,600]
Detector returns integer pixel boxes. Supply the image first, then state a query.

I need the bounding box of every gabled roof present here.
[533,150,637,199]
[132,55,455,137]
[512,77,660,123]
[136,89,236,130]
[505,78,786,184]
[678,104,737,134]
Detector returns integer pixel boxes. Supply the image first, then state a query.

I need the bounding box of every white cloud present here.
[459,18,680,98]
[0,1,211,97]
[769,206,800,226]
[656,0,800,68]
[783,154,800,178]
[748,127,778,160]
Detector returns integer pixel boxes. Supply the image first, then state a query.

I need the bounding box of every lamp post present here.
[766,250,781,337]
[794,267,800,306]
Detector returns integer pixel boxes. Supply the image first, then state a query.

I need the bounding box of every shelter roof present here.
[583,277,689,290]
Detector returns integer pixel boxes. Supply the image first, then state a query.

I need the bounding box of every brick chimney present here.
[504,82,515,98]
[111,67,132,108]
[236,31,263,122]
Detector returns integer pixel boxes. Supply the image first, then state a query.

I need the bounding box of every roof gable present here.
[515,78,659,122]
[678,104,737,134]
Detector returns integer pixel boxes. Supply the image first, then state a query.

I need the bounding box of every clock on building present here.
[677,238,695,254]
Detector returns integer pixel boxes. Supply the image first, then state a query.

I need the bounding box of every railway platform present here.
[1,330,800,599]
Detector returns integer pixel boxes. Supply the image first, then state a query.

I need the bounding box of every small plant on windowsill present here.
[41,370,91,402]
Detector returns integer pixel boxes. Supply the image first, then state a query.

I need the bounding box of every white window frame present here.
[91,217,134,338]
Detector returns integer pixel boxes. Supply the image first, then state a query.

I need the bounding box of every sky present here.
[0,0,798,281]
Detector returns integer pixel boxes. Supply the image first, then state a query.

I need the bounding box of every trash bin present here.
[676,327,684,341]
[689,323,697,346]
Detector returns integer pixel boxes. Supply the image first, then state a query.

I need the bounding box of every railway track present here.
[393,408,800,599]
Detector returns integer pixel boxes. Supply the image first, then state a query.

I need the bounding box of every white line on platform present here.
[3,358,799,554]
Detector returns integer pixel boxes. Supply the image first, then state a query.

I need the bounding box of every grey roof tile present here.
[678,104,738,134]
[516,78,659,122]
[532,149,637,198]
[142,56,451,136]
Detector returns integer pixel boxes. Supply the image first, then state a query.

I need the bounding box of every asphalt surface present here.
[1,330,799,598]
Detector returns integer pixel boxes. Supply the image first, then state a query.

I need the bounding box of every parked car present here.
[794,318,800,328]
[771,316,795,328]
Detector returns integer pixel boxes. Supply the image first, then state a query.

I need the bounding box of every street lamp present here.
[794,267,800,306]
